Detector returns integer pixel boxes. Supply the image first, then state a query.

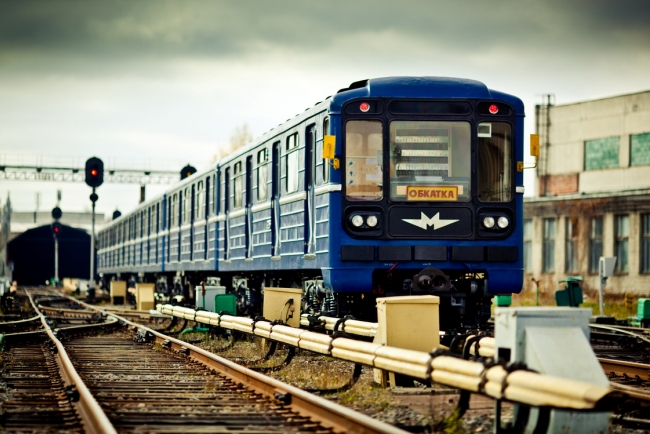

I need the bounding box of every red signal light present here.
[359,102,370,112]
[91,169,98,176]
[54,227,59,233]
[488,104,499,114]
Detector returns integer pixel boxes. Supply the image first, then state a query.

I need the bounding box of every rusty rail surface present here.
[599,358,650,382]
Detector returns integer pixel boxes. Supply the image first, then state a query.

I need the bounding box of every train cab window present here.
[345,120,383,201]
[196,181,204,220]
[322,117,330,183]
[257,149,268,201]
[389,121,471,201]
[477,122,512,202]
[233,162,243,209]
[286,133,299,193]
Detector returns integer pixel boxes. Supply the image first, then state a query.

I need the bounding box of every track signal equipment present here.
[51,221,62,238]
[180,164,197,180]
[85,157,104,188]
[51,206,62,220]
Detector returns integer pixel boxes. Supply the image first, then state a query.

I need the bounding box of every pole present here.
[90,187,96,289]
[54,237,59,284]
[598,260,604,317]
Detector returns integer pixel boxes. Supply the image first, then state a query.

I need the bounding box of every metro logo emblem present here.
[406,186,458,201]
[402,212,459,231]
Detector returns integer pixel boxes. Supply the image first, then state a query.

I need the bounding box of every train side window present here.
[478,122,512,202]
[234,162,243,209]
[196,181,204,220]
[183,187,190,223]
[322,117,330,183]
[286,133,299,193]
[257,149,268,201]
[171,193,178,227]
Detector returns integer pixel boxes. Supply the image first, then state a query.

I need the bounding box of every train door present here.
[304,125,316,259]
[271,141,281,259]
[245,156,253,261]
[224,167,231,261]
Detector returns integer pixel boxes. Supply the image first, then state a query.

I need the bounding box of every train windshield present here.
[389,121,471,201]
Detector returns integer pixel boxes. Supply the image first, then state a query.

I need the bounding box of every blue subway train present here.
[97,77,525,329]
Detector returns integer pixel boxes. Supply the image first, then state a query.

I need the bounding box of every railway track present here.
[0,288,404,433]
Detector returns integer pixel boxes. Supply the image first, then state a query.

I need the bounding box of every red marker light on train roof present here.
[488,104,499,114]
[359,102,370,112]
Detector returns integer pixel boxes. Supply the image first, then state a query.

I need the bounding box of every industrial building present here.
[524,90,650,295]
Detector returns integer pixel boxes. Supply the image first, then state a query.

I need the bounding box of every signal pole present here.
[90,189,97,290]
[85,157,104,292]
[51,207,62,286]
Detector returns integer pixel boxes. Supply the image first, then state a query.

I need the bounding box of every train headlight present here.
[351,215,364,227]
[366,215,378,227]
[497,216,509,229]
[483,216,495,229]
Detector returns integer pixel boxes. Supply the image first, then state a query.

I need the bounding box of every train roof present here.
[330,76,525,115]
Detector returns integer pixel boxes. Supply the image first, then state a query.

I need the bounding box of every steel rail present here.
[0,314,41,325]
[598,358,650,382]
[24,290,118,434]
[72,297,407,434]
[590,324,650,346]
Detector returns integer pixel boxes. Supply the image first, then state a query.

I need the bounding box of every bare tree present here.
[211,123,253,162]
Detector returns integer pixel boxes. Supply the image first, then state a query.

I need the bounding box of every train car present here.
[98,76,525,330]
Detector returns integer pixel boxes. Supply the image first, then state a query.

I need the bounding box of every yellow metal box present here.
[110,281,127,304]
[263,287,302,328]
[136,283,155,311]
[375,295,440,352]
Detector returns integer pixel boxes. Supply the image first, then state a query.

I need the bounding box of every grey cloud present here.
[2,0,649,62]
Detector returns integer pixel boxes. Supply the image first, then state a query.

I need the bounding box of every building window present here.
[642,214,650,273]
[543,218,555,273]
[615,215,629,273]
[565,217,579,273]
[523,219,532,273]
[631,132,650,166]
[286,133,299,193]
[257,149,268,201]
[589,217,603,273]
[584,136,619,170]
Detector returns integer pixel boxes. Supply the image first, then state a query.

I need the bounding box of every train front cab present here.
[325,78,525,330]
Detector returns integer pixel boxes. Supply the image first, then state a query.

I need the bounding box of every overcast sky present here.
[1,0,649,220]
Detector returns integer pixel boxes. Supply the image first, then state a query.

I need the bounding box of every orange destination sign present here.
[406,186,459,201]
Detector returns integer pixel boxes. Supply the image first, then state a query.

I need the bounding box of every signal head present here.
[85,157,104,188]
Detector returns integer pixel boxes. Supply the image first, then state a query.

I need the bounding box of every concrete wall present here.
[539,90,650,195]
